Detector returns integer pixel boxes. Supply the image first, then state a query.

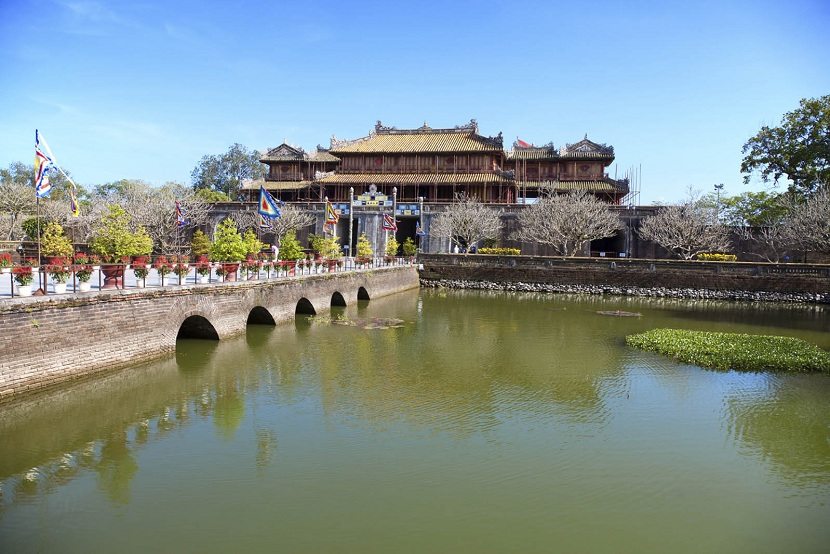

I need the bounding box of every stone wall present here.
[0,267,419,401]
[419,254,830,300]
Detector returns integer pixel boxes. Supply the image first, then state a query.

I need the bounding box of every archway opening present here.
[357,287,370,301]
[247,306,276,325]
[295,297,316,316]
[177,315,219,340]
[331,291,347,307]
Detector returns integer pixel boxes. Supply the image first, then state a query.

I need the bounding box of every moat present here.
[1,289,829,552]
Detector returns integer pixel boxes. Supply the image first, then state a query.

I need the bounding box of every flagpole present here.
[36,195,43,292]
[348,187,354,261]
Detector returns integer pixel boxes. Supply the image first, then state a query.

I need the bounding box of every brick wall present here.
[0,267,419,401]
[419,254,830,295]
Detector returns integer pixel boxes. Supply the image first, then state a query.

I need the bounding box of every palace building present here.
[245,120,629,205]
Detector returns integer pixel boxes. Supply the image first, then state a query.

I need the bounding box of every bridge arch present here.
[331,291,347,307]
[357,286,370,301]
[177,314,219,340]
[247,306,276,325]
[295,297,316,315]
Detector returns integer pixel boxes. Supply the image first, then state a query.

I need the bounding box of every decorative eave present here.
[515,177,628,194]
[260,143,306,162]
[560,136,615,159]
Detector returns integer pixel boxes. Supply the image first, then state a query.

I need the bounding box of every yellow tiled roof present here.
[506,149,558,160]
[243,180,312,191]
[318,172,512,185]
[516,180,627,193]
[330,131,503,154]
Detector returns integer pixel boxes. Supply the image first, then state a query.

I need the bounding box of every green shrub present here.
[356,233,373,257]
[41,222,74,257]
[478,247,521,256]
[242,229,263,256]
[386,236,399,257]
[209,218,247,262]
[626,328,830,372]
[696,253,737,262]
[279,230,304,260]
[190,229,212,257]
[90,205,153,261]
[402,237,417,257]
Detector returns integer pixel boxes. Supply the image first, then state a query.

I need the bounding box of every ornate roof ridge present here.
[373,119,480,135]
[561,136,614,156]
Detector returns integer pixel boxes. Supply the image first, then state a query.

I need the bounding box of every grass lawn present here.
[626,328,830,372]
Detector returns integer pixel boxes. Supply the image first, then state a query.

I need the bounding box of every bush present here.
[386,236,399,257]
[90,205,153,262]
[210,218,247,262]
[278,230,304,260]
[626,328,830,372]
[356,233,373,257]
[478,247,521,256]
[41,222,74,257]
[402,237,417,257]
[191,230,212,257]
[696,253,737,261]
[242,229,263,257]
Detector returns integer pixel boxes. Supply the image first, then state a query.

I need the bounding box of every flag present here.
[175,200,187,227]
[382,213,397,231]
[259,214,273,229]
[325,200,339,224]
[416,221,425,236]
[258,185,282,218]
[516,138,532,148]
[35,130,54,198]
[69,188,80,217]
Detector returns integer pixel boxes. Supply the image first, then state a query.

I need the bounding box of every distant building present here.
[244,120,629,204]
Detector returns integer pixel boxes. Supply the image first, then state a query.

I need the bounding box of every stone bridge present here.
[0,266,419,401]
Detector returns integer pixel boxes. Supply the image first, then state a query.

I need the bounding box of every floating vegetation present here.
[308,315,406,330]
[597,310,641,317]
[626,328,830,372]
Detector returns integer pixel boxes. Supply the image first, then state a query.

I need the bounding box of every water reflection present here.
[0,288,828,545]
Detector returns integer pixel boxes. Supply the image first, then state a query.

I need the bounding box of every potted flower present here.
[73,253,93,292]
[41,222,74,263]
[0,252,12,274]
[195,255,211,284]
[90,205,152,288]
[13,265,34,297]
[154,255,172,286]
[132,256,149,287]
[89,254,101,271]
[209,218,247,282]
[242,255,260,279]
[46,257,71,294]
[173,256,190,283]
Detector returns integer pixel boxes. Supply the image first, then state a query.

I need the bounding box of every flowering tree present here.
[513,189,621,256]
[267,205,314,243]
[430,194,502,252]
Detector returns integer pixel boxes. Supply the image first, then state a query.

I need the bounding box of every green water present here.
[1,289,829,553]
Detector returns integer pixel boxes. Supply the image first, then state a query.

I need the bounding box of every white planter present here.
[160,275,169,286]
[136,278,146,288]
[92,265,101,271]
[54,282,67,294]
[198,274,209,284]
[79,281,92,292]
[0,267,10,274]
[16,284,32,297]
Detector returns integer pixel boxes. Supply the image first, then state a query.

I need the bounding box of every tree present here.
[356,233,373,257]
[402,237,417,257]
[191,230,212,257]
[210,218,247,262]
[386,236,399,257]
[90,205,153,261]
[638,196,731,259]
[741,95,830,195]
[269,205,314,243]
[278,230,303,260]
[191,143,265,200]
[781,187,830,255]
[195,188,231,203]
[513,189,621,256]
[719,190,790,227]
[429,194,502,252]
[0,176,35,240]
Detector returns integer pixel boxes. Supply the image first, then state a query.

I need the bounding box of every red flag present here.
[382,214,397,231]
[516,138,532,148]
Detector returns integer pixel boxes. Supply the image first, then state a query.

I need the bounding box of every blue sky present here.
[1,0,828,203]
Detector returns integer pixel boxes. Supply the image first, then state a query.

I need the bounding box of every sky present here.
[1,0,828,203]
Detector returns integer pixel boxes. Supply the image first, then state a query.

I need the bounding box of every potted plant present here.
[402,237,417,262]
[195,255,211,283]
[0,252,12,274]
[73,253,93,292]
[90,205,153,288]
[242,255,260,280]
[154,255,172,286]
[46,258,71,294]
[13,265,33,297]
[209,218,247,282]
[172,255,189,284]
[88,254,101,271]
[190,229,212,258]
[356,233,373,267]
[41,222,74,263]
[132,256,149,287]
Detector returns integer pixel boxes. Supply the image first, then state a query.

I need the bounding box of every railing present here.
[0,256,417,300]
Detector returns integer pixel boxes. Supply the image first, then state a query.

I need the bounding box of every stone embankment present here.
[420,278,829,304]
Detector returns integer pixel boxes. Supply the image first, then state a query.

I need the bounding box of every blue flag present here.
[258,186,282,218]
